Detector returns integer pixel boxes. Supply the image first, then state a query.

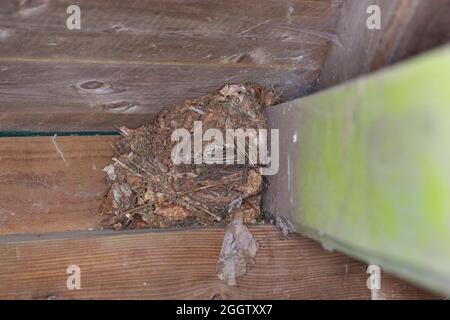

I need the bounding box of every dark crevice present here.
[0,131,119,137]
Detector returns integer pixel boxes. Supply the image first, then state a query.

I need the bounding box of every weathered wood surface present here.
[265,47,450,296]
[0,136,114,235]
[0,0,342,131]
[0,225,437,300]
[318,0,450,89]
[390,0,450,64]
[0,0,339,68]
[0,61,317,131]
[0,135,438,299]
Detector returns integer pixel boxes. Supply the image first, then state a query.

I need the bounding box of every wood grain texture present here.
[0,225,437,300]
[0,0,339,69]
[0,136,114,235]
[378,273,439,300]
[317,0,450,89]
[0,60,317,131]
[0,0,341,130]
[0,135,438,299]
[390,0,450,64]
[317,0,407,88]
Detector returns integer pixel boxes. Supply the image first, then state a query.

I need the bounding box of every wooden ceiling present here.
[0,0,343,130]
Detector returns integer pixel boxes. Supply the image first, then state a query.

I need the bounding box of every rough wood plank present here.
[0,136,114,235]
[378,273,440,300]
[317,0,450,89]
[0,0,341,131]
[390,0,450,64]
[265,47,450,295]
[0,0,339,70]
[0,60,318,131]
[0,226,436,300]
[318,0,408,88]
[0,135,438,299]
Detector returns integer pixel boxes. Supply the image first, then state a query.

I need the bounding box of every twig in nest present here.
[112,157,143,177]
[110,142,154,178]
[168,181,229,199]
[185,196,222,221]
[117,178,239,220]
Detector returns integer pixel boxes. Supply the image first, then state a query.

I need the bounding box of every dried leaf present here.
[216,218,259,286]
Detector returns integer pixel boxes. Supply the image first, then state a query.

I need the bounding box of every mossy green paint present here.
[293,47,450,294]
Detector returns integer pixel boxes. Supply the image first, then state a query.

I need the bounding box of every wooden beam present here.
[0,0,338,69]
[0,226,436,300]
[389,0,450,64]
[265,46,450,295]
[0,61,317,131]
[318,0,450,89]
[0,135,437,299]
[0,135,113,235]
[0,0,341,131]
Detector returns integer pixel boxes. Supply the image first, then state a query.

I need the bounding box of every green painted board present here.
[265,46,450,295]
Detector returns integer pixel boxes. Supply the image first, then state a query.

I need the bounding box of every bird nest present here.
[99,84,279,231]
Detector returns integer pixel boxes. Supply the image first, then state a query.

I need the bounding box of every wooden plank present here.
[0,135,114,235]
[0,61,318,131]
[0,135,437,299]
[0,226,437,300]
[317,0,402,88]
[318,0,450,89]
[0,0,339,69]
[390,0,450,64]
[264,46,450,295]
[378,273,439,300]
[0,0,341,130]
